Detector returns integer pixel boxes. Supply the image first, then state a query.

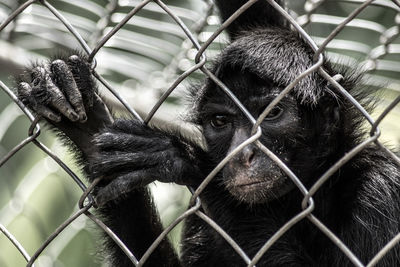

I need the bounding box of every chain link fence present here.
[0,0,400,266]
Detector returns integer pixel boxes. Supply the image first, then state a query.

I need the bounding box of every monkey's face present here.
[199,69,314,205]
[195,31,333,204]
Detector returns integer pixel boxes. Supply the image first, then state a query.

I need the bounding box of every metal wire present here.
[0,0,399,266]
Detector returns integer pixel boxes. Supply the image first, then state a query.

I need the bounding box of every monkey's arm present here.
[17,54,181,266]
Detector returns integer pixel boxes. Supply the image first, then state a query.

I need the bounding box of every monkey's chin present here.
[226,174,293,204]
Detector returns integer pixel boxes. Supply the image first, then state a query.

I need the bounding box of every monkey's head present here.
[191,1,363,204]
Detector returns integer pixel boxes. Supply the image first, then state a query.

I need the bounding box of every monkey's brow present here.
[247,92,291,107]
[200,102,238,115]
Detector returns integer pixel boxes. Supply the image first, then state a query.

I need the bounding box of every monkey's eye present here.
[210,115,230,129]
[263,106,283,120]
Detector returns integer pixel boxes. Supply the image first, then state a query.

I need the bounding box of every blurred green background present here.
[0,0,399,266]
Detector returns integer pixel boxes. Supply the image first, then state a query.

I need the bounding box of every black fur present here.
[16,0,400,266]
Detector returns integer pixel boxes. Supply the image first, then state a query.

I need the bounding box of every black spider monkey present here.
[16,0,400,266]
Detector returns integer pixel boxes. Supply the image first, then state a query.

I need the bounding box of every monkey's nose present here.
[240,146,256,167]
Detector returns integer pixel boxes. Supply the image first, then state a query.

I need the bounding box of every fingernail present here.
[49,114,61,122]
[69,111,79,121]
[80,112,87,123]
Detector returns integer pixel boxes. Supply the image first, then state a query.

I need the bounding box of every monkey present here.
[16,0,400,266]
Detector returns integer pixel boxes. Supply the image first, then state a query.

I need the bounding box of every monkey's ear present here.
[214,0,287,40]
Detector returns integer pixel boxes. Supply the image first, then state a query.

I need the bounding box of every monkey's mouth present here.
[229,174,277,195]
[233,173,275,187]
[225,171,292,204]
[236,179,268,189]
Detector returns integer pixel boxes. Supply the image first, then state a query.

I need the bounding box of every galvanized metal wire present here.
[0,0,399,266]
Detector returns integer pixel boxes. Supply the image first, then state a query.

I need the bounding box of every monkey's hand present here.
[89,119,202,206]
[17,55,113,157]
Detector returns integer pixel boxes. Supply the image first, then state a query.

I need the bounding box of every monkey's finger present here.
[17,82,33,106]
[18,82,62,122]
[89,151,163,177]
[50,60,87,122]
[48,88,79,122]
[67,55,96,108]
[93,129,170,153]
[95,171,155,206]
[99,120,170,149]
[35,104,62,122]
[31,66,79,122]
